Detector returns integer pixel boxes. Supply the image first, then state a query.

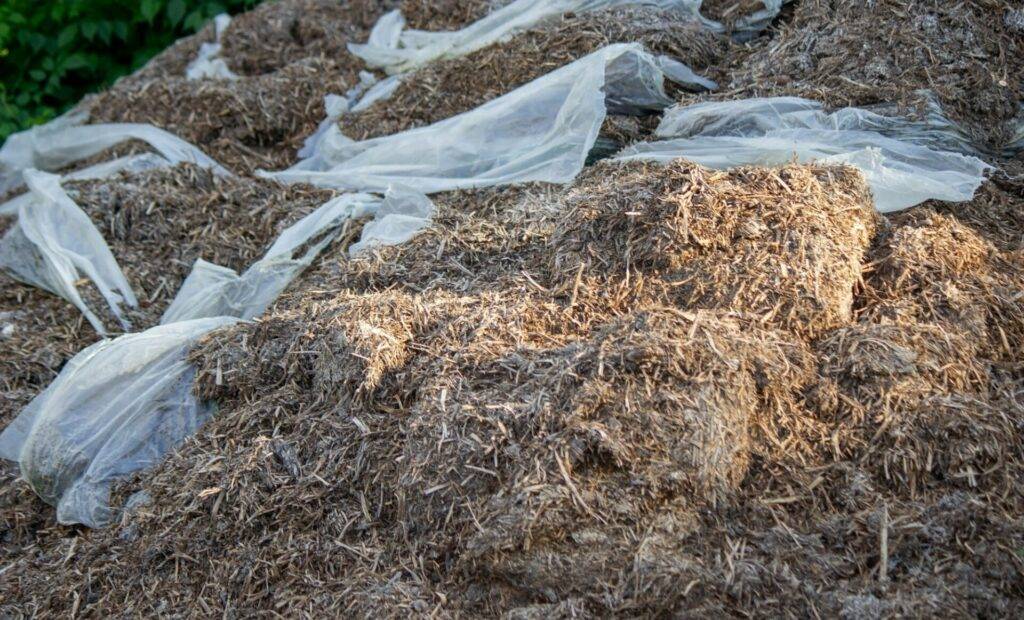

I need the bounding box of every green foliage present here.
[0,0,260,141]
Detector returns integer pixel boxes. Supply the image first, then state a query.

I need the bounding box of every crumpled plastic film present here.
[729,0,788,41]
[349,0,712,75]
[0,317,239,527]
[0,109,89,194]
[0,120,229,193]
[297,72,406,161]
[267,44,710,193]
[160,187,433,323]
[186,13,238,80]
[0,170,137,333]
[616,97,991,212]
[1005,104,1024,157]
[348,186,435,255]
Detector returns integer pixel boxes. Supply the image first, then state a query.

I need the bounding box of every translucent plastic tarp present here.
[267,44,707,193]
[0,110,88,194]
[0,120,229,193]
[729,0,787,41]
[161,187,433,323]
[1007,105,1024,157]
[0,317,239,527]
[186,14,237,80]
[349,0,714,75]
[0,170,137,333]
[616,97,991,212]
[297,72,405,161]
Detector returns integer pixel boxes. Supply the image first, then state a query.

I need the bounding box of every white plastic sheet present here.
[616,97,991,212]
[186,14,238,80]
[730,0,787,41]
[0,121,228,194]
[161,187,433,323]
[349,0,711,75]
[0,110,88,194]
[0,170,137,333]
[0,317,239,527]
[267,44,702,193]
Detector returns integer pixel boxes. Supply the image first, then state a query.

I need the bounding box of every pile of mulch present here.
[551,161,877,339]
[219,0,396,75]
[720,0,1024,157]
[86,57,358,174]
[16,160,1020,616]
[339,7,728,144]
[398,0,500,30]
[82,0,396,174]
[3,1,1024,617]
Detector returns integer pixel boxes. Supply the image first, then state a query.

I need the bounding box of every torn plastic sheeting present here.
[186,14,237,80]
[349,0,712,75]
[0,316,239,527]
[0,121,229,195]
[265,44,708,193]
[0,170,137,333]
[160,188,433,324]
[652,94,987,157]
[730,0,789,41]
[349,185,435,255]
[297,72,405,161]
[0,109,89,195]
[617,97,991,212]
[1005,105,1024,156]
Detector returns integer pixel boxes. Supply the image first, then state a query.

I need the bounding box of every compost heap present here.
[1,0,1023,616]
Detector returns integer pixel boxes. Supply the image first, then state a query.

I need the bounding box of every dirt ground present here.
[0,0,1022,616]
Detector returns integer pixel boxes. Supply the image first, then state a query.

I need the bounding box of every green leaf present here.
[57,24,77,48]
[81,21,97,41]
[166,0,186,26]
[141,0,162,23]
[63,53,89,70]
[29,69,45,81]
[183,9,206,32]
[97,21,112,45]
[113,21,128,41]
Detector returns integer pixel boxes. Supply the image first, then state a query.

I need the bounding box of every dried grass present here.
[552,160,878,339]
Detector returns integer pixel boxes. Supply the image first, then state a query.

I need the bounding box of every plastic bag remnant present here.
[0,316,239,527]
[267,44,710,193]
[616,97,991,212]
[349,0,712,75]
[186,14,237,80]
[160,187,433,324]
[0,170,137,333]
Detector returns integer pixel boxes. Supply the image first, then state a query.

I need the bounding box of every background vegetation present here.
[0,0,259,141]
